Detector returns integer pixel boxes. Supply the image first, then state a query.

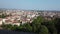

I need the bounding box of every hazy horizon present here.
[0,0,60,10]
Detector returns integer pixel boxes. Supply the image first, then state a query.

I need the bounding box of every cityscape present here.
[0,0,60,34]
[0,9,60,34]
[0,9,60,26]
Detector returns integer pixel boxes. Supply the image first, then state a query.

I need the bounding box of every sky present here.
[0,0,60,10]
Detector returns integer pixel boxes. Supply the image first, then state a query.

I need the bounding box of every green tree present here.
[39,25,49,34]
[52,18,60,34]
[31,16,44,32]
[42,20,57,34]
[24,23,32,32]
[11,25,18,31]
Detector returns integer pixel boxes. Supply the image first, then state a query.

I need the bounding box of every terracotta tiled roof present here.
[0,18,2,21]
[5,20,12,22]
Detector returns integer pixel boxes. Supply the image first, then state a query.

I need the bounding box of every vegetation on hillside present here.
[1,16,60,34]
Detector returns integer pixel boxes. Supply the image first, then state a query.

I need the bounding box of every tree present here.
[31,16,44,32]
[24,23,32,32]
[41,19,57,34]
[39,25,49,34]
[11,25,18,31]
[1,24,12,30]
[52,18,60,34]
